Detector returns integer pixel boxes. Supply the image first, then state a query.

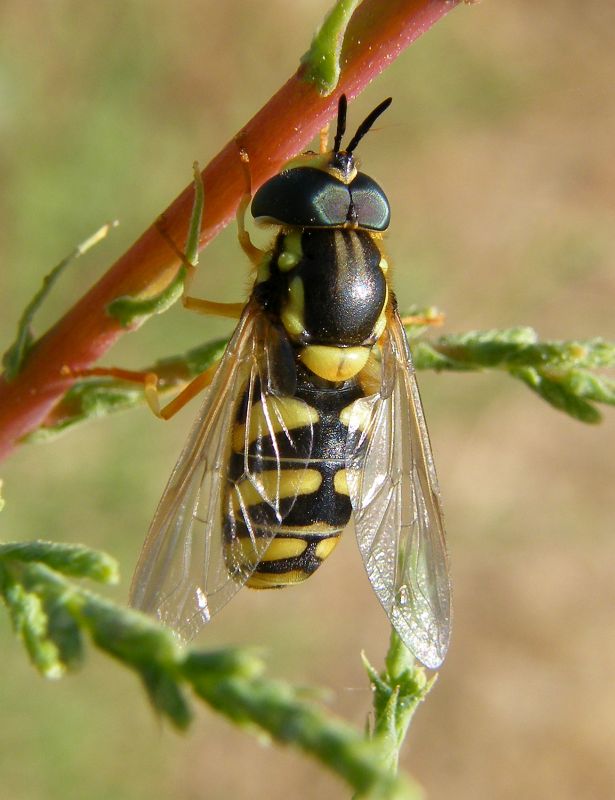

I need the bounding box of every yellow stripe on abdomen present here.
[232,396,318,452]
[245,528,344,588]
[260,537,308,561]
[230,468,322,514]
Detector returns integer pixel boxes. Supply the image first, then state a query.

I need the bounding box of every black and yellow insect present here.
[130,96,451,668]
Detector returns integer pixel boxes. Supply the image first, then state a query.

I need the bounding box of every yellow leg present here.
[62,360,221,421]
[400,311,446,327]
[235,145,265,267]
[319,122,330,154]
[182,297,244,318]
[144,361,219,420]
[155,217,244,319]
[180,257,244,317]
[61,366,156,384]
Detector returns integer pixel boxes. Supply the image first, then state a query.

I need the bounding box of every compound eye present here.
[349,173,390,231]
[251,168,351,227]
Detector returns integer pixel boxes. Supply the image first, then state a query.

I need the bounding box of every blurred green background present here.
[1,1,614,798]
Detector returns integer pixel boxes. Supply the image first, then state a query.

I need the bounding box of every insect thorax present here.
[254,227,388,383]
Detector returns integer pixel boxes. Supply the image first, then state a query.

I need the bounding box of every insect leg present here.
[61,365,157,383]
[399,310,445,327]
[235,145,265,267]
[155,163,245,317]
[182,298,245,318]
[144,360,220,419]
[181,254,244,318]
[61,358,220,421]
[155,218,244,318]
[61,364,164,416]
[319,121,330,154]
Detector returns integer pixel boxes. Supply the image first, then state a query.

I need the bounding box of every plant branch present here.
[413,326,615,423]
[0,540,422,800]
[363,630,435,774]
[0,0,465,460]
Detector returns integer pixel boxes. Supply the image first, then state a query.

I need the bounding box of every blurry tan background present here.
[1,2,614,798]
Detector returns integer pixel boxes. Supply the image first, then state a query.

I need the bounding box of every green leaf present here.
[435,327,539,368]
[107,266,186,327]
[512,367,602,424]
[107,163,203,327]
[301,0,360,95]
[0,540,119,584]
[41,592,84,670]
[557,369,615,406]
[183,648,265,684]
[77,593,183,668]
[1,573,64,678]
[140,664,192,730]
[185,161,205,266]
[2,222,117,380]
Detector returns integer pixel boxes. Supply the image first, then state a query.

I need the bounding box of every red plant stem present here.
[0,0,462,460]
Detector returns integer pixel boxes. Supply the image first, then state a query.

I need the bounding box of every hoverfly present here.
[130,96,451,668]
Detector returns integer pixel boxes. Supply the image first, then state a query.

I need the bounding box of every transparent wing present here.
[129,300,314,640]
[345,310,451,668]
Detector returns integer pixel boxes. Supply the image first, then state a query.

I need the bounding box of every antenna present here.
[345,97,392,155]
[333,94,348,154]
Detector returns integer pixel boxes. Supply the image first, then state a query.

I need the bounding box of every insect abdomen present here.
[223,372,365,589]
